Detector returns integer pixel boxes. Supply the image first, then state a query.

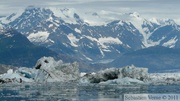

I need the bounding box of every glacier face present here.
[1,7,180,63]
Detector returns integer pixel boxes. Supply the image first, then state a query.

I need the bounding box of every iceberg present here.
[80,65,148,84]
[33,57,79,82]
[0,57,79,83]
[1,57,180,85]
[149,73,180,85]
[80,65,180,85]
[119,65,148,81]
[0,68,34,83]
[80,68,119,83]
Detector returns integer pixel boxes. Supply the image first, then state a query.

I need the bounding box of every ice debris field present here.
[1,57,180,85]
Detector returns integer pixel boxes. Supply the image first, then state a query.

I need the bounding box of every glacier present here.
[0,57,180,85]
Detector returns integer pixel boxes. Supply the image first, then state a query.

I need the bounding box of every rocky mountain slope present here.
[0,28,58,67]
[0,6,180,72]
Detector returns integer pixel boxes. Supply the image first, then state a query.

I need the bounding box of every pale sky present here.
[0,0,180,19]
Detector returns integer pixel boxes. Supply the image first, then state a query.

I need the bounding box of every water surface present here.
[0,83,180,101]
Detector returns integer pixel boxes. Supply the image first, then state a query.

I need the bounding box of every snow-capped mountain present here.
[1,6,180,63]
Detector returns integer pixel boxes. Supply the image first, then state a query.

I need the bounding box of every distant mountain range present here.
[110,46,180,72]
[0,6,180,72]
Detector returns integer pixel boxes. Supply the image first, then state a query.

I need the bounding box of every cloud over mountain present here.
[0,0,180,21]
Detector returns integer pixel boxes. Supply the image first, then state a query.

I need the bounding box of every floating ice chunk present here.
[148,73,180,85]
[80,72,87,77]
[1,57,180,85]
[0,68,34,83]
[0,57,80,83]
[100,77,146,85]
[16,67,37,79]
[7,69,13,74]
[34,57,80,82]
[80,65,148,84]
[80,68,119,83]
[119,65,148,81]
[34,57,61,71]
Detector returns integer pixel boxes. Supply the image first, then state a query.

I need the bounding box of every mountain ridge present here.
[110,46,180,72]
[0,28,61,67]
[0,6,180,64]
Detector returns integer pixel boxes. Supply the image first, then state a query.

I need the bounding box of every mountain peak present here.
[1,6,180,63]
[149,18,160,25]
[149,18,176,26]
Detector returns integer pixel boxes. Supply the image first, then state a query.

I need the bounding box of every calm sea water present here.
[0,82,180,101]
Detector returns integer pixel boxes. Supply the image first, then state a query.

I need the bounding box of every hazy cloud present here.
[0,0,179,19]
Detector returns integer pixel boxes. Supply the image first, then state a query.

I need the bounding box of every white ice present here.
[1,57,180,85]
[0,57,79,83]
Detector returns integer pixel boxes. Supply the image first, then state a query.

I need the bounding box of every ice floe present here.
[0,57,79,83]
[1,57,180,85]
[80,65,148,85]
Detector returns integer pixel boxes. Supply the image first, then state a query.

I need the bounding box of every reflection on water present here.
[0,83,180,101]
